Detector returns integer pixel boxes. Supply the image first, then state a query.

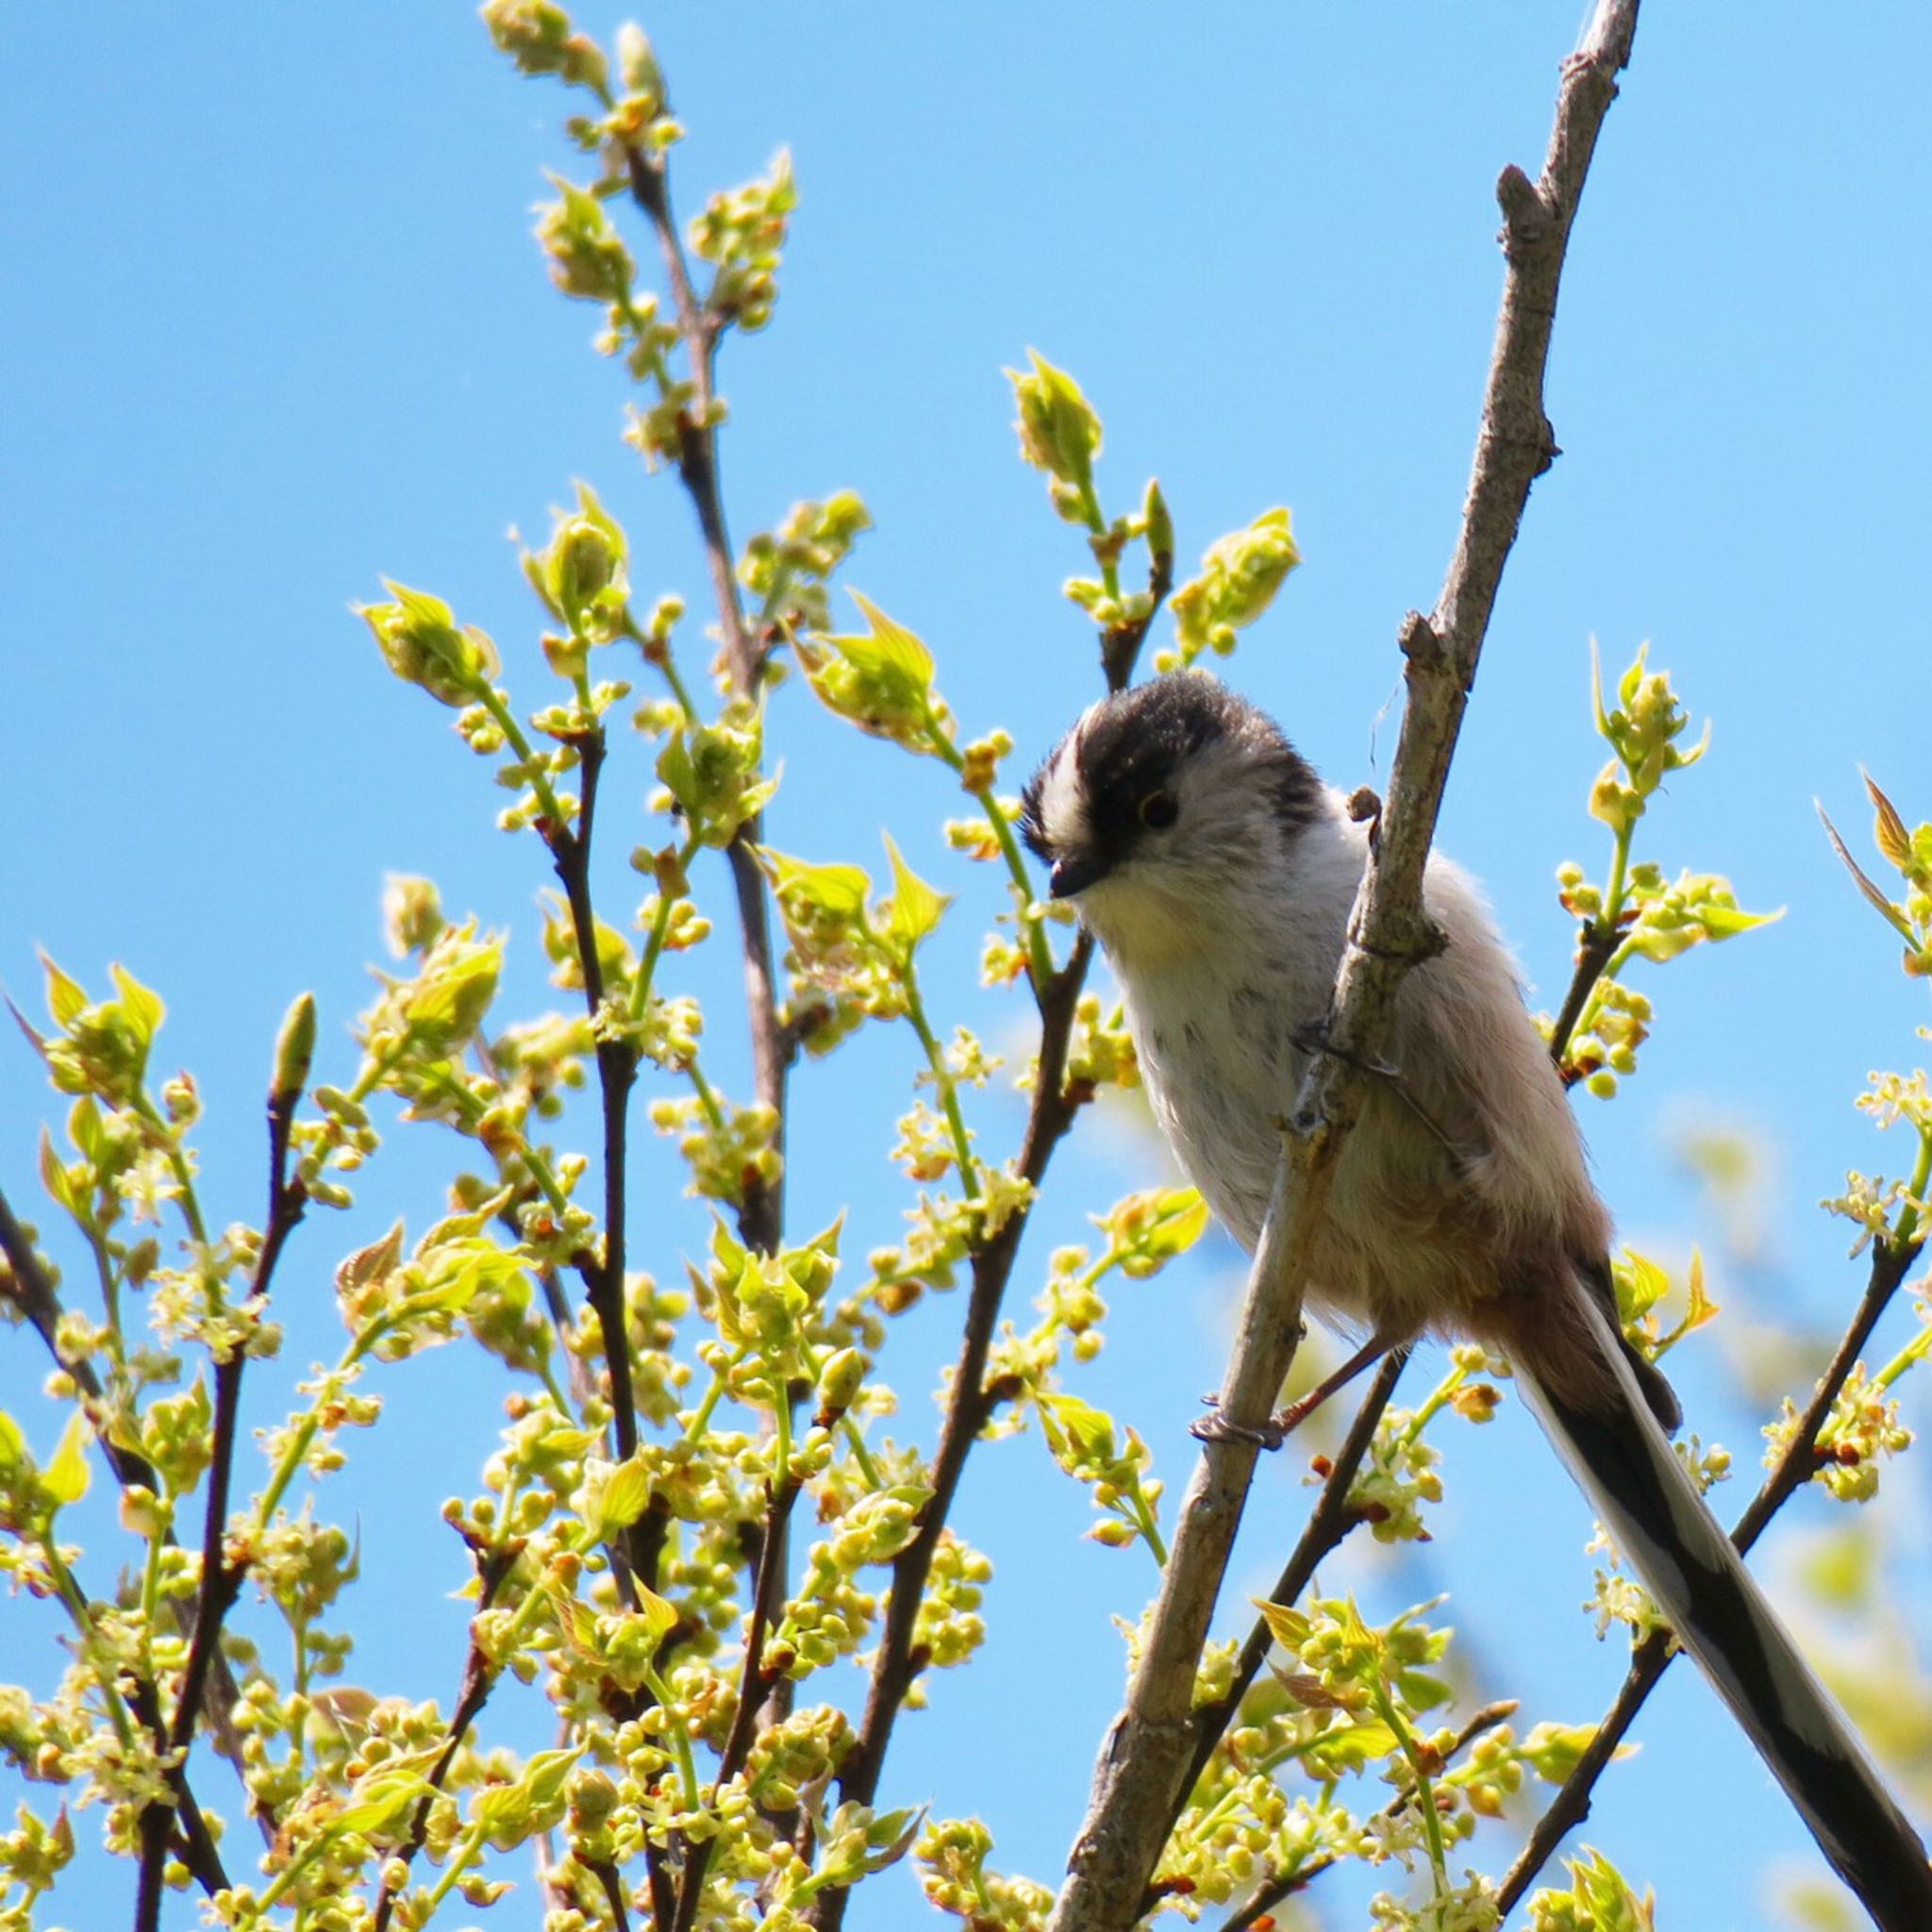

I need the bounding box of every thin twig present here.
[1546,928,1619,1071]
[542,731,653,1605]
[1496,1220,1923,1914]
[164,1083,306,1765]
[668,1474,802,1932]
[134,1074,308,1922]
[371,1553,517,1932]
[621,139,788,1259]
[0,1184,260,1821]
[124,1671,229,1908]
[592,1857,635,1932]
[0,1186,169,1501]
[806,569,1162,1932]
[620,125,809,1932]
[1181,1348,1411,1799]
[1048,9,1642,1926]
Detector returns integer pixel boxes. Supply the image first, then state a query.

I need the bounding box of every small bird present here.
[1020,673,1932,1929]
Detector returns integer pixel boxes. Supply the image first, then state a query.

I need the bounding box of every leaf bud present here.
[815,1346,867,1422]
[359,583,498,708]
[1141,477,1174,571]
[616,24,663,104]
[271,991,317,1106]
[1007,350,1103,494]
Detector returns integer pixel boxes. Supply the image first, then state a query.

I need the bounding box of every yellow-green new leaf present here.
[759,849,873,923]
[39,955,87,1031]
[43,1411,92,1507]
[882,836,952,957]
[1252,1597,1313,1655]
[337,1768,433,1840]
[1820,802,1916,944]
[108,964,164,1052]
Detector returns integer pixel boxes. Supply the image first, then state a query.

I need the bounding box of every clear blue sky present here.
[4,6,1931,1928]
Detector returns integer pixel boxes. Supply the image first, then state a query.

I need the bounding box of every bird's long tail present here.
[1513,1291,1932,1930]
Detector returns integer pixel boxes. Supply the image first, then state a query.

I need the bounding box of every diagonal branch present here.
[1047,8,1642,1926]
[1179,1348,1411,1803]
[807,577,1167,1932]
[1496,1217,1924,1913]
[0,1183,259,1824]
[1144,867,1603,1907]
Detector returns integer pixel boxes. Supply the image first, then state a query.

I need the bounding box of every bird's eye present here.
[1139,790,1178,830]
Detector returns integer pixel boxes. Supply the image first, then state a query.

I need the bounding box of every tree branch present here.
[806,574,1162,1932]
[371,1543,523,1932]
[134,1070,308,1919]
[541,733,654,1602]
[620,126,808,1932]
[1048,8,1641,1926]
[1496,1216,1923,1913]
[164,1081,306,1767]
[1179,1348,1411,1803]
[668,1472,802,1932]
[621,139,789,1259]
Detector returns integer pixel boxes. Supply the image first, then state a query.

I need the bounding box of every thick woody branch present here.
[1048,8,1641,1927]
[1497,1218,1923,1912]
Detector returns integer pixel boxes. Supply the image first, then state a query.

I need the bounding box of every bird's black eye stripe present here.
[1139,789,1178,829]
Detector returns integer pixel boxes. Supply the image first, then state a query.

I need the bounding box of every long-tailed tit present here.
[1019,674,1932,1928]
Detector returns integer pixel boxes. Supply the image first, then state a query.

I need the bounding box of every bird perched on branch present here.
[1019,672,1932,1931]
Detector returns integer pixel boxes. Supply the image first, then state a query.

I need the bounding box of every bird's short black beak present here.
[1048,853,1107,899]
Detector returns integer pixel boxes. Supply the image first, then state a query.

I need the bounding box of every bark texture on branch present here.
[1047,8,1641,1926]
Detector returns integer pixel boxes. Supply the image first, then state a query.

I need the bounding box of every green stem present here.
[414,1062,576,1226]
[773,1380,793,1489]
[131,1093,209,1248]
[82,1224,125,1363]
[628,832,704,1021]
[1075,481,1121,602]
[645,1664,702,1811]
[1600,821,1634,935]
[42,1544,136,1750]
[256,1831,334,1913]
[686,1059,728,1131]
[420,1820,489,1916]
[1126,1488,1168,1567]
[256,1325,384,1528]
[1191,1728,1344,1838]
[1890,1127,1932,1253]
[800,1343,884,1491]
[682,1345,750,1443]
[1399,1363,1468,1448]
[475,685,571,832]
[901,974,979,1201]
[923,715,1056,994]
[139,1514,168,1665]
[1372,1680,1448,1894]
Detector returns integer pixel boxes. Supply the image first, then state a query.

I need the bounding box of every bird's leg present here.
[1193,1335,1395,1450]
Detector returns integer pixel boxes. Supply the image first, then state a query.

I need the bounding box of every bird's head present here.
[1018,675,1324,948]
